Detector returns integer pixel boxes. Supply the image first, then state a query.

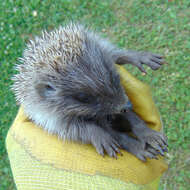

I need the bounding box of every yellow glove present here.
[116,65,162,131]
[6,66,168,190]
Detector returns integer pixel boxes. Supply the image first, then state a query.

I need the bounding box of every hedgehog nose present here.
[121,101,133,113]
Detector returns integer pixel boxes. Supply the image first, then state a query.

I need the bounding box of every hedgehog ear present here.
[36,83,56,98]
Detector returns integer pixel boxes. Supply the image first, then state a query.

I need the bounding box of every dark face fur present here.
[35,47,128,122]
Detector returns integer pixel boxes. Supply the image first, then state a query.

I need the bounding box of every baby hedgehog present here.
[12,23,167,161]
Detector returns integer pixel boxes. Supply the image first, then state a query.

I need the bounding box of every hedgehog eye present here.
[74,93,94,104]
[45,84,55,91]
[36,83,56,98]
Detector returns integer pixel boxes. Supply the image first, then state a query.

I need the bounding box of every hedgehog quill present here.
[12,24,167,161]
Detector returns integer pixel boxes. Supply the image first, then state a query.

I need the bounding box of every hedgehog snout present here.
[120,101,133,113]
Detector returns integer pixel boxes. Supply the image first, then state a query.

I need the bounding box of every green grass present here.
[0,0,190,189]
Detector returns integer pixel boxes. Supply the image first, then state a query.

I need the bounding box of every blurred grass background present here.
[0,0,190,189]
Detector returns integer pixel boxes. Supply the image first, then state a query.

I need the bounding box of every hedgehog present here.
[12,23,167,160]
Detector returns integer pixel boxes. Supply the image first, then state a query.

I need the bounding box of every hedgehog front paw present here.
[137,130,168,156]
[119,133,159,161]
[131,52,166,73]
[91,132,121,158]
